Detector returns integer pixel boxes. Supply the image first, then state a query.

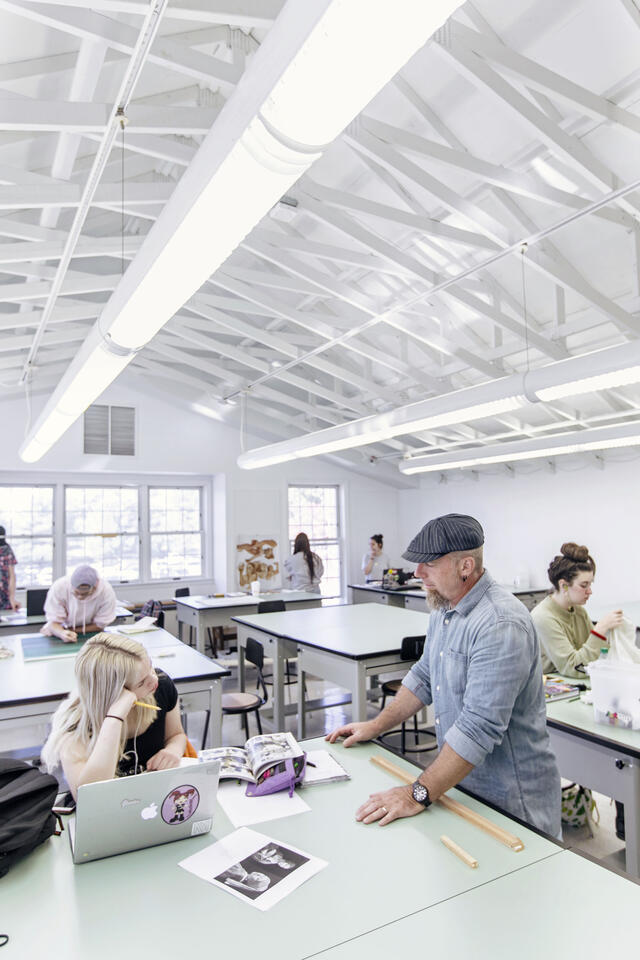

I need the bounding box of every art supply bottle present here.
[599,646,608,660]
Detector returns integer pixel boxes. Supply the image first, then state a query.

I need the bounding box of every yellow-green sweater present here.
[531,595,603,678]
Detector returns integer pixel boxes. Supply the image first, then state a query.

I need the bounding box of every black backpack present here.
[0,759,59,878]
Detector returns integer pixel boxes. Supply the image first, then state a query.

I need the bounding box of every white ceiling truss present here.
[1,0,640,484]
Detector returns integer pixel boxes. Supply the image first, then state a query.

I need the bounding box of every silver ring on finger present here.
[381,806,387,814]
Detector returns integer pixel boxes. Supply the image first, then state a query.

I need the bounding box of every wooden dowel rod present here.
[370,754,524,852]
[440,834,478,869]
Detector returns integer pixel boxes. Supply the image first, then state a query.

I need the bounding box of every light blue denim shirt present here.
[403,570,561,837]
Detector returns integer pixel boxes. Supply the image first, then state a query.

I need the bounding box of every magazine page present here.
[245,732,302,780]
[198,747,254,783]
[179,827,328,912]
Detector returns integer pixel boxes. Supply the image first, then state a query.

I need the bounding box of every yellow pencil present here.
[134,700,160,711]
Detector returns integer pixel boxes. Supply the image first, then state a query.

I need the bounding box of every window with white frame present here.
[149,487,203,580]
[65,486,139,582]
[0,485,54,588]
[288,485,342,597]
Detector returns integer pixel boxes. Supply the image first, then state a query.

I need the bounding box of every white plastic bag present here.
[608,617,640,664]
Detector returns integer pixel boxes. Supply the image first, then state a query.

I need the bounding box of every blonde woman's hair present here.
[41,633,157,772]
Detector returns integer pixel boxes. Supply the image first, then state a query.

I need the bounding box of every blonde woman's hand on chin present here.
[107,687,138,721]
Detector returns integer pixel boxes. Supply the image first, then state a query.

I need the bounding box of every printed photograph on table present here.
[179,826,328,911]
[216,844,310,902]
[236,535,280,590]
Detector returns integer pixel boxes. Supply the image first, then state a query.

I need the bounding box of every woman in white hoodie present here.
[41,564,117,642]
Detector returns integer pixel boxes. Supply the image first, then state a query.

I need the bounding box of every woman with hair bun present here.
[531,542,623,678]
[361,534,391,582]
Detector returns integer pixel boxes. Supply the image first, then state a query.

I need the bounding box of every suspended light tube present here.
[398,421,640,475]
[19,0,465,463]
[238,339,640,469]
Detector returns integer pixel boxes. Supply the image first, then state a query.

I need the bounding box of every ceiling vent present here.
[84,405,135,456]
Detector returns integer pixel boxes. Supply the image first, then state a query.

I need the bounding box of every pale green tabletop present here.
[547,696,640,756]
[314,849,640,959]
[0,740,561,959]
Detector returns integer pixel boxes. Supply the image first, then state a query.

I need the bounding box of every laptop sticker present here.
[161,784,200,824]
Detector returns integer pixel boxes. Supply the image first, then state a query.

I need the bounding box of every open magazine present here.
[199,732,305,796]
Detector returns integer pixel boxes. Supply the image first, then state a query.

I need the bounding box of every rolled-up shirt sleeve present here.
[444,617,532,766]
[402,648,432,706]
[42,582,68,632]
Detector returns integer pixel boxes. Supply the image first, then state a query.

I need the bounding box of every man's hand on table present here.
[356,785,424,826]
[325,720,379,747]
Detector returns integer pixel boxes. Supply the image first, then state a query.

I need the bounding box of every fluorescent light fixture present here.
[527,340,640,402]
[237,377,528,469]
[20,331,132,462]
[399,421,640,475]
[238,339,640,470]
[19,0,465,462]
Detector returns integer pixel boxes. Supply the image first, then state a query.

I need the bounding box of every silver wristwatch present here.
[411,779,432,809]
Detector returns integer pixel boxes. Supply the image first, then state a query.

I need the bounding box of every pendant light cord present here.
[520,242,531,375]
[117,107,127,277]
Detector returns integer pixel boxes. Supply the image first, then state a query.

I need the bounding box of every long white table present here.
[0,604,133,636]
[315,848,639,959]
[232,603,429,736]
[546,695,640,878]
[0,739,601,960]
[176,591,323,654]
[349,582,548,612]
[0,626,230,751]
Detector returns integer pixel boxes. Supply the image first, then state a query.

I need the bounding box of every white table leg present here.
[209,680,222,748]
[352,662,368,722]
[195,611,205,655]
[272,643,285,731]
[297,657,307,741]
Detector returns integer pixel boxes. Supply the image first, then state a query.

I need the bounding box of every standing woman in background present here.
[531,542,623,678]
[361,534,390,582]
[283,532,324,594]
[0,525,19,611]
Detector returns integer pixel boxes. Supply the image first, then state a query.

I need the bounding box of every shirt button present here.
[440,651,443,657]
[444,619,449,625]
[435,718,440,725]
[436,685,440,691]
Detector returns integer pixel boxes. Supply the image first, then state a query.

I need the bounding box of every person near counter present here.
[328,513,561,838]
[531,542,623,678]
[283,532,324,594]
[41,564,117,642]
[41,633,186,798]
[361,534,391,582]
[0,525,19,611]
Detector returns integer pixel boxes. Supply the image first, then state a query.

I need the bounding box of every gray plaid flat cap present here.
[402,514,484,564]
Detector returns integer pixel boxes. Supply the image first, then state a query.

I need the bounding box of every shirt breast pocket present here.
[443,649,468,696]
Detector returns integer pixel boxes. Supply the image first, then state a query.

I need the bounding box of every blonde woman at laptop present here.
[42,634,186,798]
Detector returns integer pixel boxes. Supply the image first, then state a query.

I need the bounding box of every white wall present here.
[397,456,640,604]
[1,380,403,600]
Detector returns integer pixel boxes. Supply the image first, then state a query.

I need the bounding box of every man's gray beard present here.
[425,588,449,611]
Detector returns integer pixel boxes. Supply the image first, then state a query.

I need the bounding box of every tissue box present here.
[587,659,640,730]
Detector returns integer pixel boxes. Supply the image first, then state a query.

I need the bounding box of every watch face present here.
[412,782,428,804]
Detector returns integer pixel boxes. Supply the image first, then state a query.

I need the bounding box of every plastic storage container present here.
[587,658,640,730]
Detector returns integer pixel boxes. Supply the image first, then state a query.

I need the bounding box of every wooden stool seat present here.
[222,691,263,711]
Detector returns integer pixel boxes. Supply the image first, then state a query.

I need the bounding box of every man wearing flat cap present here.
[328,513,561,837]
[41,564,117,642]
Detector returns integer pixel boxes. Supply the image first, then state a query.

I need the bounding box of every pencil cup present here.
[250,580,260,597]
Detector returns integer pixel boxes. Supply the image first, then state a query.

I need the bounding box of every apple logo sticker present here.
[140,802,158,821]
[161,784,200,825]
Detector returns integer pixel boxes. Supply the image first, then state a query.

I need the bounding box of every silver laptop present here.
[68,760,220,864]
